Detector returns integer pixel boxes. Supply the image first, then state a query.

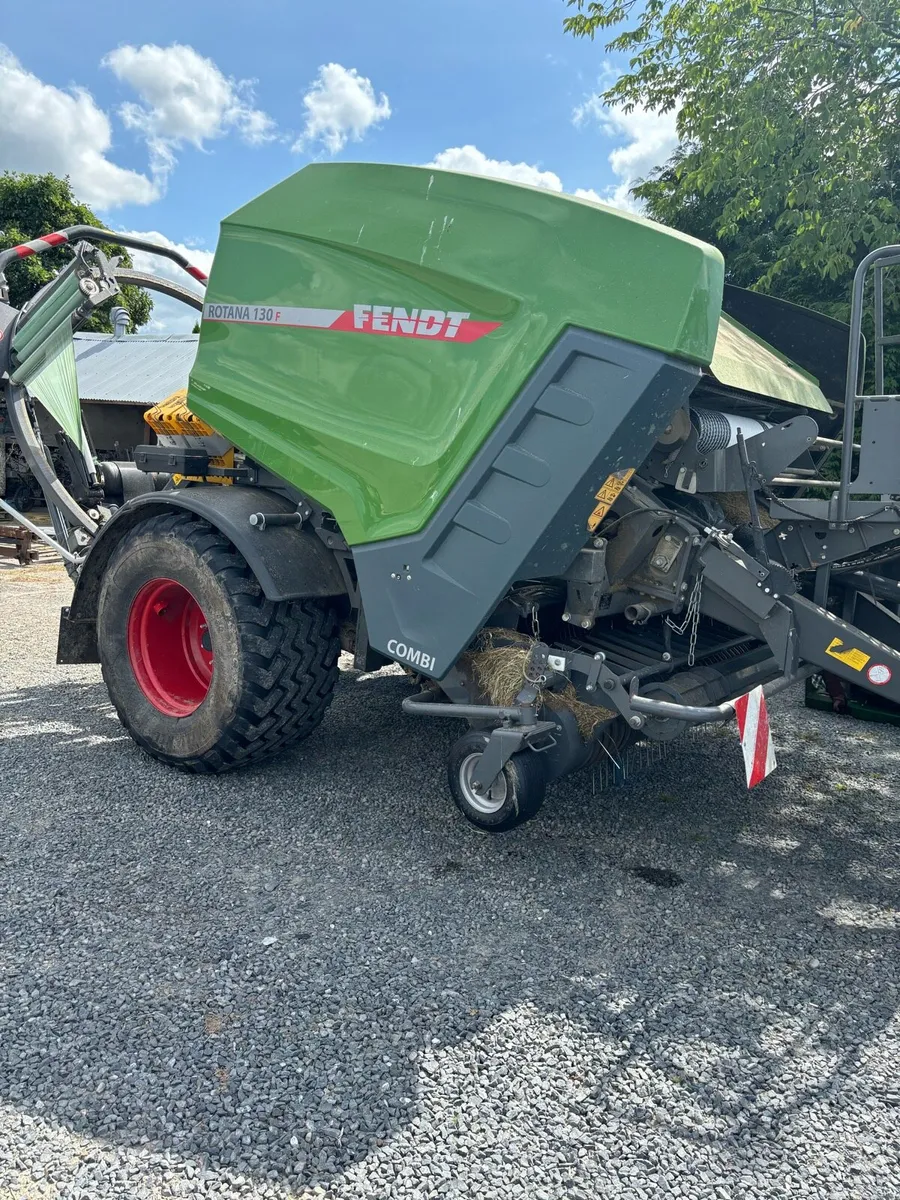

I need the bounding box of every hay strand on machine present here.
[463,628,615,740]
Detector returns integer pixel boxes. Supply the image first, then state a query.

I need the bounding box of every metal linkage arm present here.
[0,226,209,300]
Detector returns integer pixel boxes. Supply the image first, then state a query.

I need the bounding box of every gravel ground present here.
[1,564,899,1200]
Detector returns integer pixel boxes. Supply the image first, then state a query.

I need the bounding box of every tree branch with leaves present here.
[0,172,152,332]
[564,0,900,305]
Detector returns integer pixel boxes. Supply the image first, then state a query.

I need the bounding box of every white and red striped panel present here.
[201,302,502,343]
[732,685,777,788]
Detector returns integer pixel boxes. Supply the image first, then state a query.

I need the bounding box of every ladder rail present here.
[836,245,900,524]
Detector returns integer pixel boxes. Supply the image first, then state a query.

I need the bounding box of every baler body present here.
[187,163,726,546]
[7,164,897,818]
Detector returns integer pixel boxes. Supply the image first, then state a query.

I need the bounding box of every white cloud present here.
[0,46,158,210]
[117,230,214,335]
[425,145,564,191]
[294,63,391,155]
[104,43,277,187]
[424,146,612,211]
[574,83,679,212]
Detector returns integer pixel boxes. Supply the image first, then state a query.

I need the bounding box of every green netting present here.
[16,322,84,448]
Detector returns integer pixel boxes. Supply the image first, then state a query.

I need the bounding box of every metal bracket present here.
[566,649,645,730]
[469,723,558,793]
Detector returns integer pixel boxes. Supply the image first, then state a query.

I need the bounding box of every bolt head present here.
[581,619,591,629]
[894,528,900,536]
[629,715,643,729]
[602,679,615,691]
[662,652,672,662]
[562,613,570,622]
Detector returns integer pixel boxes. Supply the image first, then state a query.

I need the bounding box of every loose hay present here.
[463,628,615,740]
[715,491,780,531]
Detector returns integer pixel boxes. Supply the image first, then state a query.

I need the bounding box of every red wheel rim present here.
[126,578,214,716]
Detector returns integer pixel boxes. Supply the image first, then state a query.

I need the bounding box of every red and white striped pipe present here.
[0,225,208,285]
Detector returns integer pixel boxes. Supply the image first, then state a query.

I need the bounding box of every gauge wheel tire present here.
[97,510,339,773]
[447,730,548,832]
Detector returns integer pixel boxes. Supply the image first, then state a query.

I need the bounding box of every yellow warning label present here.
[587,468,635,532]
[825,637,871,672]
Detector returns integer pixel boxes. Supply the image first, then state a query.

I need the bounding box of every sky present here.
[0,0,679,332]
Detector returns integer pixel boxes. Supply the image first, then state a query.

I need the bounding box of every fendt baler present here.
[2,163,899,829]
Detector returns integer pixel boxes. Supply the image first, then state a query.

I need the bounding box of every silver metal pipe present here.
[772,477,841,488]
[838,245,900,523]
[0,497,84,564]
[402,692,539,725]
[629,667,814,725]
[815,436,860,451]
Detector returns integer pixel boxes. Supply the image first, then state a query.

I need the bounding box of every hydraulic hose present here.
[4,384,97,535]
[114,269,204,311]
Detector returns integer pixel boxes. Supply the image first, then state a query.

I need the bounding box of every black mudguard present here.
[57,486,346,664]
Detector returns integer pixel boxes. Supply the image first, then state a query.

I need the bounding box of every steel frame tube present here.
[402,692,539,724]
[838,245,900,523]
[629,666,815,724]
[0,496,84,564]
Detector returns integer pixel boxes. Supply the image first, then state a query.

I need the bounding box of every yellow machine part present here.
[144,390,234,485]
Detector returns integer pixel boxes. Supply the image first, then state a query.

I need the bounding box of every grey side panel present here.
[352,329,700,679]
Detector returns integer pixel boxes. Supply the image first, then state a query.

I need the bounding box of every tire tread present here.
[101,511,339,774]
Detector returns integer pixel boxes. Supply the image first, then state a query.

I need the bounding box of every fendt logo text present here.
[352,306,473,340]
[202,302,502,343]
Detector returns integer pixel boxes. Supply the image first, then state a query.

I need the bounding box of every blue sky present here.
[1,0,678,329]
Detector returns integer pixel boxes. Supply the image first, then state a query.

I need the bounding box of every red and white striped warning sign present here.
[732,685,777,789]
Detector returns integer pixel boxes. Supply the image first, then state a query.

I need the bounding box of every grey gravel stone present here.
[1,564,899,1200]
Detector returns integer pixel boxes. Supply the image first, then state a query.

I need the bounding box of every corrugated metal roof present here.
[73,332,198,406]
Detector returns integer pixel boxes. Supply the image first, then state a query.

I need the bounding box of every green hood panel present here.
[710,315,832,413]
[188,163,724,545]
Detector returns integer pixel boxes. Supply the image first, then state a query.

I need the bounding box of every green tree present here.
[632,149,888,324]
[564,0,900,304]
[0,172,152,331]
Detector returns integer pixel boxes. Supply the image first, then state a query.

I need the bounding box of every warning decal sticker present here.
[825,637,871,672]
[587,468,636,532]
[866,663,892,687]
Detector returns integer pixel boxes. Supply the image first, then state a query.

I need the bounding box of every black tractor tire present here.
[447,729,547,833]
[97,510,339,773]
